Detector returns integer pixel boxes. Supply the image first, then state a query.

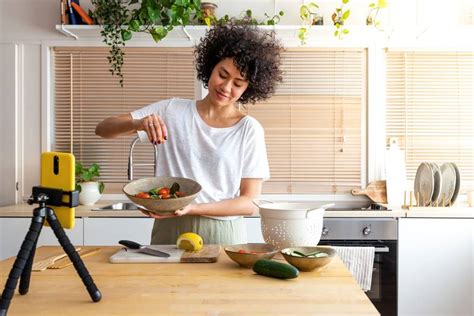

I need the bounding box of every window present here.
[249,48,367,194]
[54,47,367,194]
[54,47,196,192]
[386,51,474,192]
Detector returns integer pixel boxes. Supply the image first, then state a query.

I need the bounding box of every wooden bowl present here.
[281,246,335,272]
[224,243,279,268]
[123,176,201,214]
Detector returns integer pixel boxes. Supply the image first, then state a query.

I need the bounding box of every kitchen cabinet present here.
[0,217,84,260]
[83,217,154,246]
[244,217,265,243]
[398,218,474,315]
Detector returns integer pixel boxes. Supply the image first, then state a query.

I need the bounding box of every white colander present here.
[255,201,334,249]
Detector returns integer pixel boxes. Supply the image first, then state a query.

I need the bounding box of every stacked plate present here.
[414,162,461,207]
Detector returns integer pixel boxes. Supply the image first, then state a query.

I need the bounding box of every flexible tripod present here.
[0,187,101,316]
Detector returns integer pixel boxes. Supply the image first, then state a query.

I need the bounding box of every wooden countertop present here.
[0,201,406,218]
[0,246,379,315]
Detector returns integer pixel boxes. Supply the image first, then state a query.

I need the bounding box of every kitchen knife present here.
[119,240,171,258]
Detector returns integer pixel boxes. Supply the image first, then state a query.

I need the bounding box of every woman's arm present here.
[142,178,262,219]
[96,113,168,143]
[95,113,138,138]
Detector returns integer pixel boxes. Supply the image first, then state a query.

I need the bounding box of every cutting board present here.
[351,181,387,203]
[109,245,221,263]
[385,138,407,207]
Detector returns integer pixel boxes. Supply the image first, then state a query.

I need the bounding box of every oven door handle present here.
[374,246,389,253]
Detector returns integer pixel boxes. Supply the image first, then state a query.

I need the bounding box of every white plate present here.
[414,162,434,207]
[450,162,461,205]
[430,162,441,206]
[439,163,456,206]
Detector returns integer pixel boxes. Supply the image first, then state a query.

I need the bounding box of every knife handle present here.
[119,240,141,249]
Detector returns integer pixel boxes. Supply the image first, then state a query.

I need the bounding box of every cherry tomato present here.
[175,191,184,197]
[160,193,171,199]
[158,188,170,196]
[136,192,150,199]
[238,249,248,254]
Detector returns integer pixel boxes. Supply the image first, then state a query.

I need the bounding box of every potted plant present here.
[332,0,351,39]
[298,2,322,45]
[366,0,388,30]
[91,0,202,87]
[76,162,105,206]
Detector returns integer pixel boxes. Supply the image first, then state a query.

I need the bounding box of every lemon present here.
[176,232,204,251]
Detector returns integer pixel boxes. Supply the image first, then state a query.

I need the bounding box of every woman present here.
[95,25,283,245]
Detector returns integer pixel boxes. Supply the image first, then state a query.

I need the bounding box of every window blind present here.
[386,51,474,192]
[54,47,196,192]
[54,47,366,194]
[249,48,366,194]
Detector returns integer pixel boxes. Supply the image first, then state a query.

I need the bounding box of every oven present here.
[319,217,398,316]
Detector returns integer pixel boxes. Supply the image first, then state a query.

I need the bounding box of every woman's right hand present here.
[137,114,168,145]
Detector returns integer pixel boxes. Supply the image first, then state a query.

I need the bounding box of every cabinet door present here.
[399,218,474,316]
[83,218,155,246]
[0,217,84,260]
[244,217,264,243]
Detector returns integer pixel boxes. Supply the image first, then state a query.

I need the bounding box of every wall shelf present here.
[55,24,389,47]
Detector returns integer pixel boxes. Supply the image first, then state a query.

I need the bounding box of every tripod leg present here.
[0,215,44,315]
[47,211,102,302]
[19,232,41,295]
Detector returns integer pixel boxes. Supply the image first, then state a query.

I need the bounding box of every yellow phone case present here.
[41,152,75,229]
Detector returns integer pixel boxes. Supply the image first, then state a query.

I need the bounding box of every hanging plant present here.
[205,9,284,27]
[366,0,388,30]
[332,0,350,40]
[298,2,322,45]
[92,0,202,87]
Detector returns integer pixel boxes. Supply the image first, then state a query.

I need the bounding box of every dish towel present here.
[333,246,375,292]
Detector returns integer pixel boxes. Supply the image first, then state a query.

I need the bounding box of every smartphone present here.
[41,152,75,229]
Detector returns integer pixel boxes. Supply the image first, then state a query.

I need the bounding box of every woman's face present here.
[207,58,249,107]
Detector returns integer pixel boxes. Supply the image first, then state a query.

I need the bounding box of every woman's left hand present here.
[139,205,192,219]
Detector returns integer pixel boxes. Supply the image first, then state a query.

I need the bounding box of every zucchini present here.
[253,259,299,279]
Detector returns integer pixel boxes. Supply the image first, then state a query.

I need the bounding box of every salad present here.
[135,182,184,200]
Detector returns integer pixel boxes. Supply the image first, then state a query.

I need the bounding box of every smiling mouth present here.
[216,91,228,99]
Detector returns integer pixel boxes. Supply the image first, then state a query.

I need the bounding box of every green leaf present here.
[279,11,284,16]
[150,26,168,42]
[147,6,158,21]
[334,30,339,36]
[76,183,82,193]
[75,162,83,175]
[342,9,350,20]
[342,0,349,3]
[378,0,388,8]
[121,29,132,41]
[246,9,252,17]
[129,19,140,32]
[99,182,105,194]
[342,29,349,34]
[300,5,310,20]
[369,3,375,8]
[308,3,319,10]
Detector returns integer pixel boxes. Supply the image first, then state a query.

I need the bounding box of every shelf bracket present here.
[58,24,78,40]
[182,26,192,41]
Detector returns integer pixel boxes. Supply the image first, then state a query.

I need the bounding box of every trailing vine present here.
[91,0,202,87]
[91,0,129,86]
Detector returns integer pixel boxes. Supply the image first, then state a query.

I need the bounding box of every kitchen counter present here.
[0,201,405,218]
[0,202,472,218]
[0,246,379,315]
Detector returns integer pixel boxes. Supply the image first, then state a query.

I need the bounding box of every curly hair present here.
[194,25,283,105]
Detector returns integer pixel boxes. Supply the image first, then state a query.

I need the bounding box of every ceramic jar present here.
[79,181,102,205]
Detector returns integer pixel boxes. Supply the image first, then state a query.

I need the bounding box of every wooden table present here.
[0,246,379,315]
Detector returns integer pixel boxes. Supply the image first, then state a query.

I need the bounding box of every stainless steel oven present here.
[319,216,398,316]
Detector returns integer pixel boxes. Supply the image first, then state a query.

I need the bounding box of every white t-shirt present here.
[130,98,270,220]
